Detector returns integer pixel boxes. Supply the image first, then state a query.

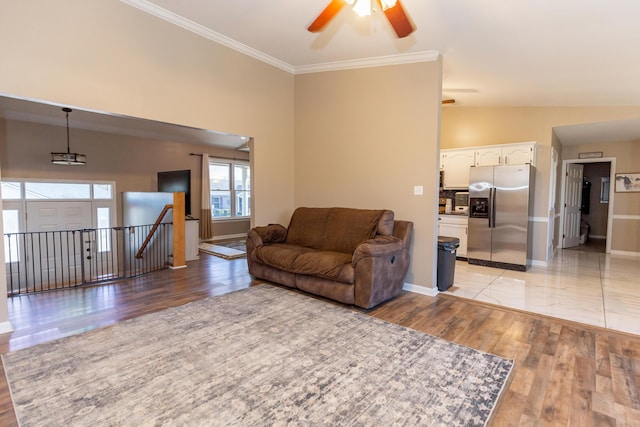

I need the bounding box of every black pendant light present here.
[51,107,86,166]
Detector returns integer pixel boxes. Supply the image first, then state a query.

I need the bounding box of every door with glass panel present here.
[88,204,119,282]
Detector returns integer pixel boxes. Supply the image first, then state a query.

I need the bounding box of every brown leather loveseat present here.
[246,207,413,309]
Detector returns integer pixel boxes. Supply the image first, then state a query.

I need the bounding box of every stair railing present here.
[135,204,173,259]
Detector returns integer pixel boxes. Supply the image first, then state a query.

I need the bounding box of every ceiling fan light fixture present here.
[51,107,86,166]
[352,0,372,17]
[307,0,415,38]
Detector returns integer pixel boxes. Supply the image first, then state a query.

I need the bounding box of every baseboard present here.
[0,321,15,335]
[169,265,187,270]
[590,235,606,240]
[609,250,640,258]
[531,259,549,268]
[208,233,247,241]
[403,282,439,297]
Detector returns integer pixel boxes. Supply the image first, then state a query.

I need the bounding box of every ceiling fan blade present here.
[308,0,347,33]
[381,0,415,38]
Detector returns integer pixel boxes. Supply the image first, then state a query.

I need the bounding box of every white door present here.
[563,164,583,248]
[26,201,92,288]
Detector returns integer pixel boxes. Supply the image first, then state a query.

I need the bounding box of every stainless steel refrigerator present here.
[467,164,534,271]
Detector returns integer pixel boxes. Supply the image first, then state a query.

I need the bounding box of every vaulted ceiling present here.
[125,0,640,107]
[3,1,640,147]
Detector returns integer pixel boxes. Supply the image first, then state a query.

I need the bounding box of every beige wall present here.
[0,119,250,236]
[442,107,640,259]
[0,0,295,326]
[294,60,443,289]
[0,0,295,228]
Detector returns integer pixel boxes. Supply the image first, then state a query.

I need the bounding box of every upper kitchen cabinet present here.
[441,148,475,189]
[474,147,502,166]
[475,142,537,167]
[503,142,536,166]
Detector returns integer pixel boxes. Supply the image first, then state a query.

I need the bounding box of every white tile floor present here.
[443,250,640,336]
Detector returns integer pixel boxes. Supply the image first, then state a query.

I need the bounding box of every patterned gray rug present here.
[2,285,513,426]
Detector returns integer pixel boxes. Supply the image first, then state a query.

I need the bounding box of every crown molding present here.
[120,1,439,76]
[294,51,440,74]
[120,0,295,73]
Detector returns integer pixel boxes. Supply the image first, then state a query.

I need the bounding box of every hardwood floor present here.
[1,253,639,426]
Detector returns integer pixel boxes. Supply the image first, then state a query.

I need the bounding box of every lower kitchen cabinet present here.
[438,215,468,258]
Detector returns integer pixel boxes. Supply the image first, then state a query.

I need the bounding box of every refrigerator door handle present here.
[489,187,496,229]
[487,187,493,228]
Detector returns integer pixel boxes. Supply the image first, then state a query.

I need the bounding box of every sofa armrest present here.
[248,224,287,247]
[352,236,404,267]
[246,224,287,277]
[352,220,413,309]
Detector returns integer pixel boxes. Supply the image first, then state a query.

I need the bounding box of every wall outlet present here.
[413,185,424,196]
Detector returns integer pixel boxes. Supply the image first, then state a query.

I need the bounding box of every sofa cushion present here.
[377,210,395,236]
[253,244,355,283]
[290,251,354,283]
[285,208,330,250]
[286,207,384,254]
[253,244,315,270]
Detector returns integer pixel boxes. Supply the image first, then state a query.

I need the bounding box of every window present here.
[25,182,91,199]
[93,184,113,199]
[3,209,20,263]
[96,207,111,252]
[1,182,21,200]
[600,177,610,203]
[209,160,250,219]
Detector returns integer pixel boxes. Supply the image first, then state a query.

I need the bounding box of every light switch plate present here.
[413,185,424,196]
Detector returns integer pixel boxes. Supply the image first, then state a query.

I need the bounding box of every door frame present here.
[559,157,616,253]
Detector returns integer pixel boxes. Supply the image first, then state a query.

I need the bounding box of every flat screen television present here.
[157,170,191,216]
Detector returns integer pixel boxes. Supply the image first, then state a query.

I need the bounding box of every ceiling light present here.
[51,107,86,166]
[352,0,372,17]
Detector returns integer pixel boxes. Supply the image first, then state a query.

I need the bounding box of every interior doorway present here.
[560,158,615,253]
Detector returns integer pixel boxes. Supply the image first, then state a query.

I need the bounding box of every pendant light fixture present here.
[51,107,86,166]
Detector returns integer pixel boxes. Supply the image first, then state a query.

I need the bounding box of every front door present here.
[25,201,92,288]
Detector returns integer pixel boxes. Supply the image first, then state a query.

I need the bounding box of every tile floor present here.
[443,249,640,336]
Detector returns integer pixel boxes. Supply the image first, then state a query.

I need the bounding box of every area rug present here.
[2,285,513,426]
[198,242,245,259]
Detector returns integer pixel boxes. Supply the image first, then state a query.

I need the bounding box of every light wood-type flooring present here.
[1,253,639,426]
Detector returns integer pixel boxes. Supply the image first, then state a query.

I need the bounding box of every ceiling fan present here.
[308,0,416,38]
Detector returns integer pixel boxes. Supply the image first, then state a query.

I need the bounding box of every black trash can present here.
[437,236,459,291]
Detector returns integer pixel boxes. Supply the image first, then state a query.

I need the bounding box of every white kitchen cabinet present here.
[503,143,536,166]
[438,215,468,258]
[441,142,536,189]
[474,147,502,166]
[474,142,536,167]
[441,148,475,189]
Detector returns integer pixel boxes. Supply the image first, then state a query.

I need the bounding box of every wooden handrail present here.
[135,204,173,259]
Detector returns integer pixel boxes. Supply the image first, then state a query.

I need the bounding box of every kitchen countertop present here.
[439,212,468,217]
